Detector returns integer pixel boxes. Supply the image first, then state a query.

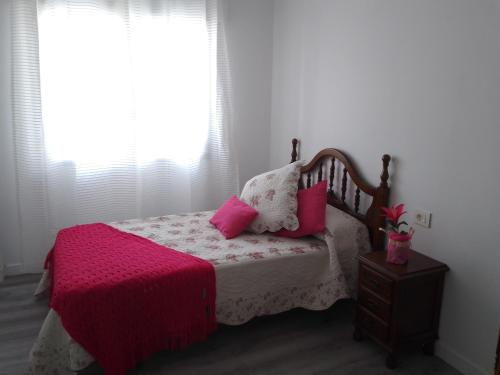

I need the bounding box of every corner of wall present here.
[436,342,490,375]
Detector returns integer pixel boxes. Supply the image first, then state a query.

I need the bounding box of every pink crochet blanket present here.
[45,223,216,375]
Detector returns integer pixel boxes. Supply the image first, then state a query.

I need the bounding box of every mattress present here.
[30,209,370,374]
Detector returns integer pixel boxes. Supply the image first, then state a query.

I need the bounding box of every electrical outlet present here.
[414,209,431,228]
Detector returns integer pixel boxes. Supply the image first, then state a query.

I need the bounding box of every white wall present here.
[226,0,274,189]
[270,1,500,374]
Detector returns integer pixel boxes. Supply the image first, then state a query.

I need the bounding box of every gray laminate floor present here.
[0,274,462,375]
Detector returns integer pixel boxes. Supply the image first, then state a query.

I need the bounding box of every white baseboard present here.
[436,341,490,375]
[5,263,24,276]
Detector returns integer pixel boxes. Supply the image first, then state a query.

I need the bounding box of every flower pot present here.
[386,231,412,265]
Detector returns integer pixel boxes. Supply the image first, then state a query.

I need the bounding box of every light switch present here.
[414,209,431,228]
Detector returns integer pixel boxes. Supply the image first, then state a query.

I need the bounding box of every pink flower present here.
[265,189,276,201]
[129,226,144,231]
[381,203,411,234]
[244,238,260,245]
[267,237,283,243]
[247,252,264,259]
[204,245,221,250]
[289,247,306,254]
[250,194,261,207]
[205,235,220,242]
[268,247,281,255]
[381,204,406,224]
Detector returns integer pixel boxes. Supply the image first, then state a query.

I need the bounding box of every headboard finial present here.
[380,154,391,188]
[291,138,299,163]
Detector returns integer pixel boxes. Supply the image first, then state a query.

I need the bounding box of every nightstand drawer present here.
[358,306,389,343]
[355,250,449,369]
[359,287,391,322]
[360,265,393,301]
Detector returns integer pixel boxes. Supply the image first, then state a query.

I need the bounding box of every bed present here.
[30,139,391,374]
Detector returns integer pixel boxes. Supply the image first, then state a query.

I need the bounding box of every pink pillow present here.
[275,180,327,238]
[210,196,259,239]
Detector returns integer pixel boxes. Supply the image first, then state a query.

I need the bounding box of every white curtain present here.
[10,0,238,273]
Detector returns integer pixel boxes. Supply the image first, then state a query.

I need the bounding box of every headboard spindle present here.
[289,138,391,250]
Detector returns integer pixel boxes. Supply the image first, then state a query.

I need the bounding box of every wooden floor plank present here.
[0,274,462,375]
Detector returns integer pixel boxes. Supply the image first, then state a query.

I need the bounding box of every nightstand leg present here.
[422,341,435,356]
[385,353,397,369]
[353,326,364,342]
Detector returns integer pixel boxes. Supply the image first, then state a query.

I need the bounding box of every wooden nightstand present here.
[353,249,449,369]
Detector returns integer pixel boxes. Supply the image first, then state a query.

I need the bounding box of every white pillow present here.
[315,205,371,296]
[240,161,304,233]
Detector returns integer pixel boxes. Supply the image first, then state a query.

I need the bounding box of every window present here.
[38,4,211,167]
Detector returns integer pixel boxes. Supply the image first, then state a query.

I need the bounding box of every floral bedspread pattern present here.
[31,210,370,375]
[112,211,323,268]
[239,161,303,233]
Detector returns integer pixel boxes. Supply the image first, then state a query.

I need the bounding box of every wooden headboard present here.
[290,138,391,250]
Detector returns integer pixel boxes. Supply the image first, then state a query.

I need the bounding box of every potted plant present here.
[380,204,414,264]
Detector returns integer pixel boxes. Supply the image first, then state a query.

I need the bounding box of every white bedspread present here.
[30,210,370,374]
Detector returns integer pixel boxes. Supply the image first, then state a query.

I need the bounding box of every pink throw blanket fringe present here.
[45,223,216,375]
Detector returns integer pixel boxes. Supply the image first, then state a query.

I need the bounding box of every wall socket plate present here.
[414,209,431,228]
